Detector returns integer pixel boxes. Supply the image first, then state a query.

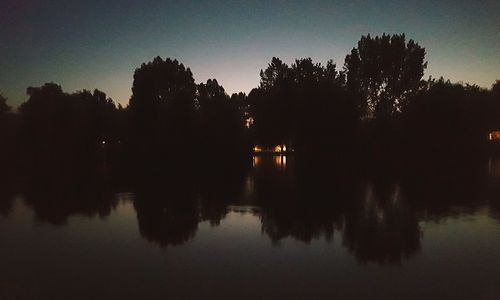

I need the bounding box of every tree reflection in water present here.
[19,169,119,226]
[342,183,421,264]
[133,177,199,248]
[2,155,500,264]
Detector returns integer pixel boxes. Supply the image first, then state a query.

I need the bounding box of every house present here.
[253,144,292,154]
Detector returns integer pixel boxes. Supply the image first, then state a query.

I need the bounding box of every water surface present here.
[1,156,500,299]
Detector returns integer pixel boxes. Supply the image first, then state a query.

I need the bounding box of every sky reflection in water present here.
[1,156,500,299]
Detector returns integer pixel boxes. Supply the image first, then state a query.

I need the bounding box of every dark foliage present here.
[16,84,119,175]
[196,79,249,158]
[0,33,497,179]
[128,57,197,170]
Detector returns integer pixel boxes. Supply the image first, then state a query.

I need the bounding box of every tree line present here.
[1,33,499,175]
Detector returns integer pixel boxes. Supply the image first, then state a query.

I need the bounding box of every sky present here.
[1,0,499,107]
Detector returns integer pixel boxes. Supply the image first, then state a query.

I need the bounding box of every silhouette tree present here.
[403,78,490,157]
[249,57,293,148]
[128,57,197,169]
[196,79,248,157]
[18,83,68,169]
[289,58,356,153]
[72,89,118,144]
[344,33,427,121]
[18,83,118,172]
[0,94,10,115]
[249,57,357,153]
[2,34,498,181]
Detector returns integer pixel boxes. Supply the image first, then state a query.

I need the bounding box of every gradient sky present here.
[1,0,499,107]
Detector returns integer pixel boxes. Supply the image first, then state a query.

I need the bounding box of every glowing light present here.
[274,145,282,152]
[253,146,262,152]
[245,117,254,129]
[489,131,500,141]
[274,155,287,168]
[282,145,287,151]
[252,156,260,167]
[101,140,106,145]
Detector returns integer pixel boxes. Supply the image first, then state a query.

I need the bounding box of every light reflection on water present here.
[274,155,287,169]
[252,155,260,167]
[1,157,500,298]
[253,154,287,169]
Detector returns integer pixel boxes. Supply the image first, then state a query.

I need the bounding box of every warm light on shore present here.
[253,144,291,153]
[489,131,500,141]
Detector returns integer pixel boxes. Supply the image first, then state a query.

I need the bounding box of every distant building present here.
[253,144,292,154]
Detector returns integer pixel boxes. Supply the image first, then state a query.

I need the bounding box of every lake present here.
[1,155,500,299]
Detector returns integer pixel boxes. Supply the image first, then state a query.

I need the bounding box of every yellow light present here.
[274,155,287,168]
[489,131,500,141]
[282,145,287,151]
[274,145,282,152]
[253,146,261,152]
[245,117,254,129]
[253,156,260,167]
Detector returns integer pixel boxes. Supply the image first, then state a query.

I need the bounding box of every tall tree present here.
[129,57,197,163]
[259,57,291,90]
[196,79,247,155]
[290,58,355,151]
[249,57,292,147]
[344,34,427,121]
[249,57,356,152]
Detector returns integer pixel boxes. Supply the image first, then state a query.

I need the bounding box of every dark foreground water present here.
[2,156,500,299]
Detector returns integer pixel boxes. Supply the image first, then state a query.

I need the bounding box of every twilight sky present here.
[1,0,499,107]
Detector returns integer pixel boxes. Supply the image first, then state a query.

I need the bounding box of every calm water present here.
[2,156,500,299]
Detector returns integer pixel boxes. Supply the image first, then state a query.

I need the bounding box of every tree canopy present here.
[1,33,499,173]
[344,33,427,121]
[128,57,197,165]
[17,83,118,171]
[0,94,10,115]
